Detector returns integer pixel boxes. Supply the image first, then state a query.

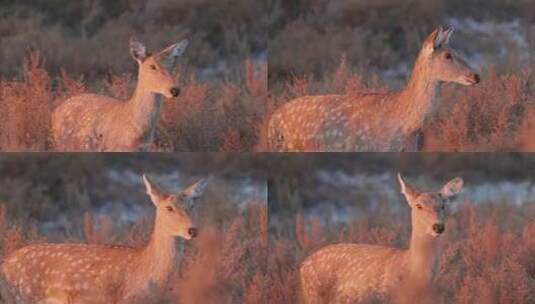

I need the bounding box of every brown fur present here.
[51,39,188,152]
[0,175,207,304]
[299,174,463,303]
[267,27,479,152]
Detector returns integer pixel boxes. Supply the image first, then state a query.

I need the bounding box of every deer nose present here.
[170,87,180,97]
[473,73,480,84]
[432,223,445,234]
[188,227,198,238]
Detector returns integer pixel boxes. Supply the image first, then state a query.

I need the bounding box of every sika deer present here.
[51,37,189,151]
[0,174,207,304]
[268,27,480,151]
[300,173,463,303]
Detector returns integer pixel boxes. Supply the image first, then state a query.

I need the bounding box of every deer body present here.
[51,92,162,151]
[0,175,207,304]
[51,38,189,152]
[300,174,464,303]
[268,90,430,151]
[267,27,479,152]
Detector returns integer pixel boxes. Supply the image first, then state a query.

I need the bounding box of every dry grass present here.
[0,52,267,151]
[157,59,268,151]
[267,0,535,152]
[0,203,267,304]
[269,0,535,84]
[172,204,267,304]
[268,200,535,303]
[265,56,535,151]
[0,0,268,151]
[517,108,535,151]
[0,0,267,81]
[423,69,535,151]
[0,155,267,303]
[0,53,52,151]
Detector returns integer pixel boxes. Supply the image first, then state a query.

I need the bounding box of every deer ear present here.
[130,37,147,64]
[157,39,189,68]
[440,177,463,199]
[181,178,208,207]
[421,26,453,56]
[421,28,441,56]
[398,173,419,205]
[143,174,164,205]
[434,27,453,49]
[165,39,189,58]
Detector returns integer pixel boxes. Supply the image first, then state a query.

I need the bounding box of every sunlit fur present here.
[51,39,188,152]
[299,174,463,303]
[267,27,479,152]
[0,174,206,304]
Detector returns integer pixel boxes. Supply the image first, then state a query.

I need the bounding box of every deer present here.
[0,174,208,304]
[51,37,189,151]
[267,27,480,152]
[299,173,464,304]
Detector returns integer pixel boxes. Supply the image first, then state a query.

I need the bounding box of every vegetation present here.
[266,58,535,151]
[0,0,266,80]
[0,54,267,151]
[2,0,534,151]
[0,0,268,151]
[268,0,535,151]
[0,154,267,303]
[268,155,535,303]
[269,0,535,83]
[268,200,535,303]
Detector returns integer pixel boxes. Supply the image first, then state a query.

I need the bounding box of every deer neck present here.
[137,217,177,288]
[128,85,162,140]
[395,58,439,134]
[406,231,438,287]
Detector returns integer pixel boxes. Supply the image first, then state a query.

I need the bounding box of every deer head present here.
[419,27,480,86]
[398,173,463,237]
[130,37,189,98]
[143,174,207,240]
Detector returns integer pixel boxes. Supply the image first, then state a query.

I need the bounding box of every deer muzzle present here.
[170,87,181,97]
[432,223,445,235]
[463,73,480,85]
[188,227,198,238]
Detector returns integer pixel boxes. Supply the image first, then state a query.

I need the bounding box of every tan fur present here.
[268,27,480,152]
[0,175,207,304]
[299,174,464,303]
[51,38,188,152]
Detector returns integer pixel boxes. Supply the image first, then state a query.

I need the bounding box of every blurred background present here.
[268,0,535,152]
[0,153,266,238]
[0,0,267,81]
[0,153,268,303]
[268,153,535,221]
[270,0,535,85]
[267,153,535,303]
[0,0,268,152]
[3,1,534,152]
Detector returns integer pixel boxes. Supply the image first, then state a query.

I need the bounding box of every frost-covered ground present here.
[305,170,535,224]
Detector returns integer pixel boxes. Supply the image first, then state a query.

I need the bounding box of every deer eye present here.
[166,206,174,212]
[445,53,452,60]
[150,64,157,70]
[416,204,423,210]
